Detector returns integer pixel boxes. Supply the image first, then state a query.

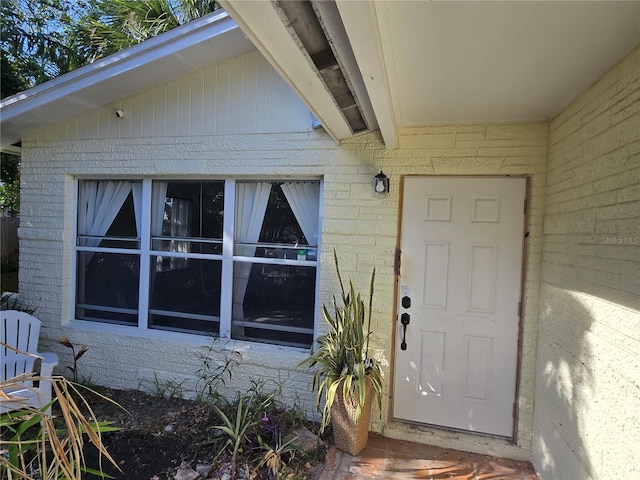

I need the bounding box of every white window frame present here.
[71,178,322,347]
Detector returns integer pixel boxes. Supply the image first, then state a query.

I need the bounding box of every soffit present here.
[220,0,356,142]
[374,1,640,127]
[223,1,640,148]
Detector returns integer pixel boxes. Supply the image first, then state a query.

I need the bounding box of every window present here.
[75,179,321,348]
[148,181,224,334]
[232,181,320,346]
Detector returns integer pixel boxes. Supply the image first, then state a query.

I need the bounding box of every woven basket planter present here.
[330,378,373,456]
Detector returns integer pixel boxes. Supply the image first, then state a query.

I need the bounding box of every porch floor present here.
[318,433,539,479]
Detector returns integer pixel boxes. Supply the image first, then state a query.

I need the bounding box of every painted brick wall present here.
[19,130,354,419]
[19,122,547,458]
[368,124,548,459]
[19,126,398,421]
[533,45,640,479]
[18,52,547,458]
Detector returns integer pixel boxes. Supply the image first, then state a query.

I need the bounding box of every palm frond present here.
[0,374,121,479]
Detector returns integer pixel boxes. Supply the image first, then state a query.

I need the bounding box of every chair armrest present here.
[38,352,59,378]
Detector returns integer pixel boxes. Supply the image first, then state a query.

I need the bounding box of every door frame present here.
[388,174,532,441]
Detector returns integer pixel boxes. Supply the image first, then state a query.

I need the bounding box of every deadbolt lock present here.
[402,296,411,309]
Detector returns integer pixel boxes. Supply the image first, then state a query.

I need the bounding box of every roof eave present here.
[220,0,355,143]
[335,0,397,148]
[0,9,252,153]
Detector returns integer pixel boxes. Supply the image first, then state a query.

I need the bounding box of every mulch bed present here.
[74,388,327,479]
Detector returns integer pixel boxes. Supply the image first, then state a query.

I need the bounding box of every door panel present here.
[423,242,449,307]
[393,176,525,437]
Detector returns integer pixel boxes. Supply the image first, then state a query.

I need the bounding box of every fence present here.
[1,217,19,261]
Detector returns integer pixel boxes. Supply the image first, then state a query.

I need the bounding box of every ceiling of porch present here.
[221,1,640,147]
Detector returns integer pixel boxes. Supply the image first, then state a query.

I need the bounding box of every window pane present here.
[152,181,224,242]
[251,246,318,261]
[77,182,139,249]
[149,314,220,335]
[151,239,222,255]
[232,262,315,347]
[260,184,307,245]
[75,251,139,325]
[149,257,221,335]
[233,182,319,257]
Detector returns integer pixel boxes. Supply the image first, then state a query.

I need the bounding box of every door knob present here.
[400,313,410,350]
[402,296,411,308]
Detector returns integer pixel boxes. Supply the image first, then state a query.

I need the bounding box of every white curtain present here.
[280,182,320,246]
[77,180,134,303]
[151,182,168,237]
[78,181,133,248]
[132,182,143,245]
[232,182,272,320]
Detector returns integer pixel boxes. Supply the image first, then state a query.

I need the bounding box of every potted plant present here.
[298,250,382,455]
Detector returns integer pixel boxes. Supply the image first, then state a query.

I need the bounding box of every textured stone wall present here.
[533,45,640,479]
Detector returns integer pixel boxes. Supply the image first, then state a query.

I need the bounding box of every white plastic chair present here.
[1,310,59,414]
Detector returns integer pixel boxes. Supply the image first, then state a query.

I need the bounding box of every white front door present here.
[393,176,526,437]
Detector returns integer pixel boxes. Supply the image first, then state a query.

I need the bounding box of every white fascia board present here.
[220,0,353,142]
[1,144,22,156]
[335,0,397,148]
[312,0,378,133]
[0,10,237,118]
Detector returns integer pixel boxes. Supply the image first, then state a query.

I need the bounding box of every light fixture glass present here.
[374,171,390,196]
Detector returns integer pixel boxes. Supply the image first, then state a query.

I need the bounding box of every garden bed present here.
[77,387,327,480]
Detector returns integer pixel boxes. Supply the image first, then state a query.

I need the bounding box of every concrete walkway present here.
[319,433,539,479]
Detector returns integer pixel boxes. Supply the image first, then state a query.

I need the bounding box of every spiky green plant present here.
[0,293,35,313]
[210,388,274,480]
[298,250,382,432]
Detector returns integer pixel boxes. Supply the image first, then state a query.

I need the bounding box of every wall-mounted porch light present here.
[374,171,390,196]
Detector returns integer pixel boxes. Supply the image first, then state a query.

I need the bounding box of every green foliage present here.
[141,372,185,400]
[210,386,273,478]
[0,292,34,313]
[0,0,90,95]
[0,374,121,479]
[0,180,19,213]
[0,153,21,213]
[207,380,309,480]
[298,250,382,432]
[1,154,19,183]
[0,55,25,98]
[194,337,240,403]
[70,0,219,62]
